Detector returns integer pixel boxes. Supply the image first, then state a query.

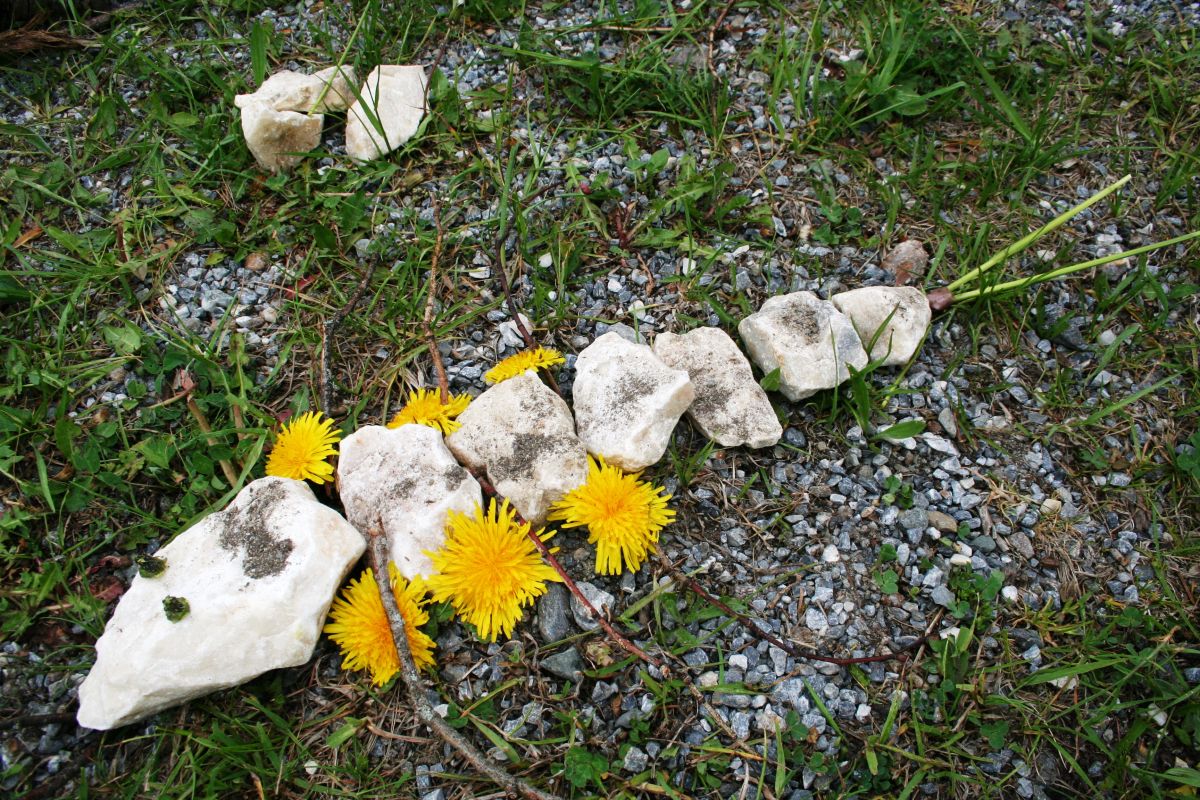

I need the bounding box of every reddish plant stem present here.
[470,471,662,670]
[655,551,924,666]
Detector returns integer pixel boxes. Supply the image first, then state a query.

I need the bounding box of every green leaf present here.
[134,435,174,470]
[169,112,200,128]
[1163,768,1200,788]
[102,323,142,356]
[876,419,926,440]
[54,416,78,461]
[880,543,897,563]
[250,22,269,85]
[876,569,898,594]
[759,367,782,392]
[865,746,879,776]
[325,717,365,749]
[980,720,1009,750]
[563,746,608,790]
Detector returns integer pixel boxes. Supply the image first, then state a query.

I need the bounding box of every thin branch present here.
[366,526,563,800]
[320,258,380,415]
[186,395,240,489]
[656,551,925,666]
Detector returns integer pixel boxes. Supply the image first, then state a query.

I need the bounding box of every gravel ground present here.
[2,1,1198,798]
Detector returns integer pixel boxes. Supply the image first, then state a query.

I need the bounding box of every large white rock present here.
[76,477,364,730]
[738,291,868,401]
[337,424,481,579]
[832,286,931,367]
[237,102,323,173]
[572,332,694,471]
[654,327,782,449]
[234,67,358,115]
[446,371,587,525]
[345,65,427,162]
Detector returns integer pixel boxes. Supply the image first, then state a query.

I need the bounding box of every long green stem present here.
[947,174,1132,292]
[953,230,1200,302]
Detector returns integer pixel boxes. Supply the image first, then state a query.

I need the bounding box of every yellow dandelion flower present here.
[484,347,566,384]
[264,410,341,484]
[324,562,436,685]
[426,500,561,641]
[387,389,470,435]
[548,456,675,575]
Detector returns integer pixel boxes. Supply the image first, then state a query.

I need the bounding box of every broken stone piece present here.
[572,332,694,471]
[446,371,587,525]
[76,477,364,730]
[233,67,358,115]
[653,327,782,449]
[831,286,931,367]
[738,291,868,401]
[337,424,481,580]
[881,239,928,283]
[345,65,427,162]
[237,102,323,173]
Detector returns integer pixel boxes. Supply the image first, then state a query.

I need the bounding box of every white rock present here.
[572,332,694,471]
[737,291,868,400]
[496,313,532,349]
[237,101,323,173]
[445,371,587,525]
[337,424,481,579]
[234,67,358,115]
[570,581,615,631]
[345,65,427,162]
[653,327,782,449]
[831,286,931,367]
[76,478,364,730]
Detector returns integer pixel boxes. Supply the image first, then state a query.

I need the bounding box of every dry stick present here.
[492,185,562,397]
[424,200,451,403]
[655,551,926,666]
[186,395,241,489]
[319,259,380,415]
[366,527,564,800]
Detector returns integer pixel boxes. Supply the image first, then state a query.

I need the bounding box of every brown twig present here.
[0,711,75,730]
[706,0,739,76]
[655,551,925,666]
[424,200,451,403]
[177,372,242,490]
[320,258,380,415]
[366,526,564,800]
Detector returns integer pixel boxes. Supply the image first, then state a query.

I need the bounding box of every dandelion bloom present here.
[388,388,470,435]
[484,347,566,384]
[426,501,561,641]
[324,563,436,685]
[549,456,674,575]
[264,411,341,484]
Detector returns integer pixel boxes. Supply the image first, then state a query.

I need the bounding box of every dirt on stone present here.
[217,481,295,579]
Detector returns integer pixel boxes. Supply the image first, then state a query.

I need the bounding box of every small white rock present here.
[572,332,694,471]
[237,101,323,173]
[570,581,615,631]
[831,286,931,367]
[446,371,587,525]
[1001,585,1020,602]
[738,291,868,400]
[346,66,427,162]
[949,553,972,567]
[820,544,840,563]
[234,67,358,115]
[76,478,364,730]
[337,424,481,579]
[653,327,782,449]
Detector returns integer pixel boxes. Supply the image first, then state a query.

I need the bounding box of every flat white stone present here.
[237,101,323,173]
[654,327,782,449]
[738,291,868,400]
[338,424,481,579]
[832,286,931,367]
[345,65,427,162]
[234,67,358,115]
[572,332,694,471]
[446,371,587,525]
[76,477,364,730]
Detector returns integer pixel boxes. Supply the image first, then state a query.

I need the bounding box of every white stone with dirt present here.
[337,423,481,579]
[76,477,364,730]
[832,286,931,366]
[446,371,587,525]
[234,67,358,115]
[738,291,869,400]
[653,326,782,448]
[235,102,323,173]
[345,65,427,162]
[571,332,695,471]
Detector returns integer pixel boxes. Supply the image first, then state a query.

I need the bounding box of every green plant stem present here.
[953,229,1200,302]
[947,174,1132,292]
